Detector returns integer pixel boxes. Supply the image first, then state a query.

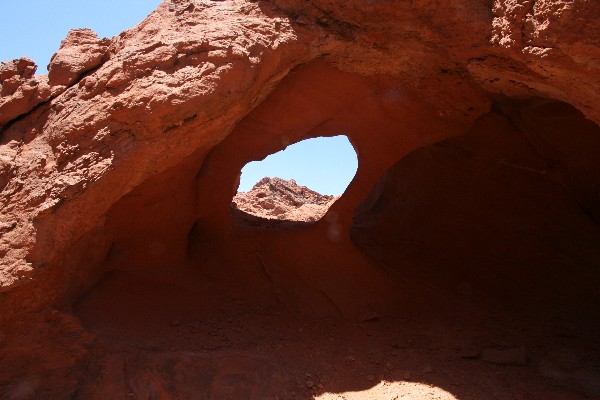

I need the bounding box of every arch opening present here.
[231,135,358,223]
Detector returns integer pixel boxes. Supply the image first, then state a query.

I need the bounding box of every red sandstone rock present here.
[0,27,112,129]
[0,58,56,127]
[233,177,337,222]
[0,1,599,398]
[0,0,598,295]
[0,58,36,82]
[47,29,111,87]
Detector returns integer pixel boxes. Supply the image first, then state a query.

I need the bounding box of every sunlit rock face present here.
[1,0,599,398]
[233,177,337,222]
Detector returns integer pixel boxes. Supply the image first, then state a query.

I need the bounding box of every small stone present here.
[317,383,324,389]
[366,374,375,381]
[422,363,433,374]
[345,355,356,362]
[403,371,412,380]
[305,380,314,388]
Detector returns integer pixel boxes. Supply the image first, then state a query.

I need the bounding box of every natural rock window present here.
[232,135,358,222]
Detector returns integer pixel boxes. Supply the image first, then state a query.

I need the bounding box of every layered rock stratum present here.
[1,0,600,398]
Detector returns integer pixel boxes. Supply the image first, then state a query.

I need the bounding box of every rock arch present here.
[1,0,600,398]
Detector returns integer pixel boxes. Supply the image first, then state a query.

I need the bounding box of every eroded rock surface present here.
[47,28,111,87]
[233,177,336,222]
[0,28,111,131]
[0,58,36,82]
[0,58,55,127]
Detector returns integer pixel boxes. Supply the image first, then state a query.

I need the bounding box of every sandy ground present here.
[53,270,596,400]
[1,266,598,399]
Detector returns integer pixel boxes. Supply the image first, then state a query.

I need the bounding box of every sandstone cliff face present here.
[1,0,600,398]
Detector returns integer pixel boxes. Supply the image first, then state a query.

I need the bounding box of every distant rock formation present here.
[232,177,337,222]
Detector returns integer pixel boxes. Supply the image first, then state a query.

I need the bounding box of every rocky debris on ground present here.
[232,177,338,222]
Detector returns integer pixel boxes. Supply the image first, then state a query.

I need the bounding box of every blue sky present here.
[0,2,358,196]
[239,136,358,196]
[0,0,162,74]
